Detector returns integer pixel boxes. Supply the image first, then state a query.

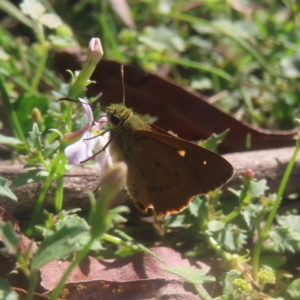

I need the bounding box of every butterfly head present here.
[106,103,133,128]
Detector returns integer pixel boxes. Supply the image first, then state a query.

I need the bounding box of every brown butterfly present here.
[105,103,235,216]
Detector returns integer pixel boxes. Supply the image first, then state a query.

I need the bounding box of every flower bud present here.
[87,37,103,65]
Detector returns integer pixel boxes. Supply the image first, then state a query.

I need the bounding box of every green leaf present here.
[0,278,18,300]
[207,220,225,232]
[250,179,269,198]
[188,196,203,217]
[0,221,21,255]
[287,278,300,299]
[10,169,48,189]
[55,213,101,251]
[216,225,247,252]
[28,122,42,151]
[269,227,298,253]
[31,225,87,271]
[0,134,23,146]
[277,215,300,239]
[164,265,215,284]
[0,177,17,201]
[260,254,286,269]
[268,215,300,253]
[221,270,242,295]
[14,94,49,135]
[199,129,229,152]
[43,140,60,159]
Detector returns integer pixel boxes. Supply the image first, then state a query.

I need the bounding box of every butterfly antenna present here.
[121,65,126,105]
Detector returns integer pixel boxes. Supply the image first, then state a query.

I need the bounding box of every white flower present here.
[63,98,112,174]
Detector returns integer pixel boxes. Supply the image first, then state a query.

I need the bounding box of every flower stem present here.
[26,150,64,236]
[252,137,300,280]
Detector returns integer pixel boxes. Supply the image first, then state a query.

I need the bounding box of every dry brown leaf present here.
[41,247,210,299]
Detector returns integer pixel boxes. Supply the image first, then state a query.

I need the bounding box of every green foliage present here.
[0,278,18,300]
[0,177,17,201]
[1,1,300,299]
[164,265,215,284]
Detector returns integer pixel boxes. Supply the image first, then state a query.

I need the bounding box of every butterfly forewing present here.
[125,130,234,215]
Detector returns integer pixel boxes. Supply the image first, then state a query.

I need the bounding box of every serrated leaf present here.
[217,225,247,252]
[188,196,203,217]
[207,220,225,232]
[28,123,42,151]
[164,265,215,284]
[163,214,187,227]
[240,206,254,228]
[0,177,17,201]
[269,227,297,253]
[250,179,269,198]
[10,169,48,189]
[287,278,300,299]
[0,222,21,255]
[221,270,242,295]
[0,134,23,146]
[31,225,87,271]
[43,140,60,159]
[55,214,101,251]
[277,215,300,240]
[199,129,229,152]
[0,278,18,300]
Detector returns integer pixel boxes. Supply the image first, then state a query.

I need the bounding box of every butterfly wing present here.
[125,130,235,216]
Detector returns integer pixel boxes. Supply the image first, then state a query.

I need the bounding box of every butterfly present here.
[105,103,235,216]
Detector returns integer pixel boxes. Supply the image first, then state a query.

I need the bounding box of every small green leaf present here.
[0,177,17,201]
[207,220,225,232]
[0,134,23,146]
[199,129,229,152]
[164,265,215,284]
[31,225,87,271]
[0,278,18,300]
[250,179,269,198]
[10,169,48,189]
[55,214,101,251]
[43,140,60,158]
[0,222,21,255]
[269,227,297,253]
[287,278,300,299]
[277,215,300,239]
[28,123,42,151]
[221,270,242,295]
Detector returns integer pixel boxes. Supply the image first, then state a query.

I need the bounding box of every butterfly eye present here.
[110,114,121,126]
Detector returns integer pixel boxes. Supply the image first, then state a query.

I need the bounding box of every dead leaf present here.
[40,247,209,299]
[109,0,136,31]
[45,279,199,300]
[53,49,298,152]
[14,287,53,300]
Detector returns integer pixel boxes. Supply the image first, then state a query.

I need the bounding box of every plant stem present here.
[28,44,49,96]
[25,272,38,300]
[252,137,300,280]
[26,151,64,236]
[0,73,29,151]
[54,152,67,213]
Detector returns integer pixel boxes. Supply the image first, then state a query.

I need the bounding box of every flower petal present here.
[79,98,94,124]
[65,131,95,165]
[92,115,108,131]
[93,133,112,178]
[63,123,90,146]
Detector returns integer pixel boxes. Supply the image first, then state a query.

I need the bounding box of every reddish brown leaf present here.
[40,247,209,296]
[14,287,53,300]
[46,279,199,300]
[54,49,298,152]
[0,207,19,236]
